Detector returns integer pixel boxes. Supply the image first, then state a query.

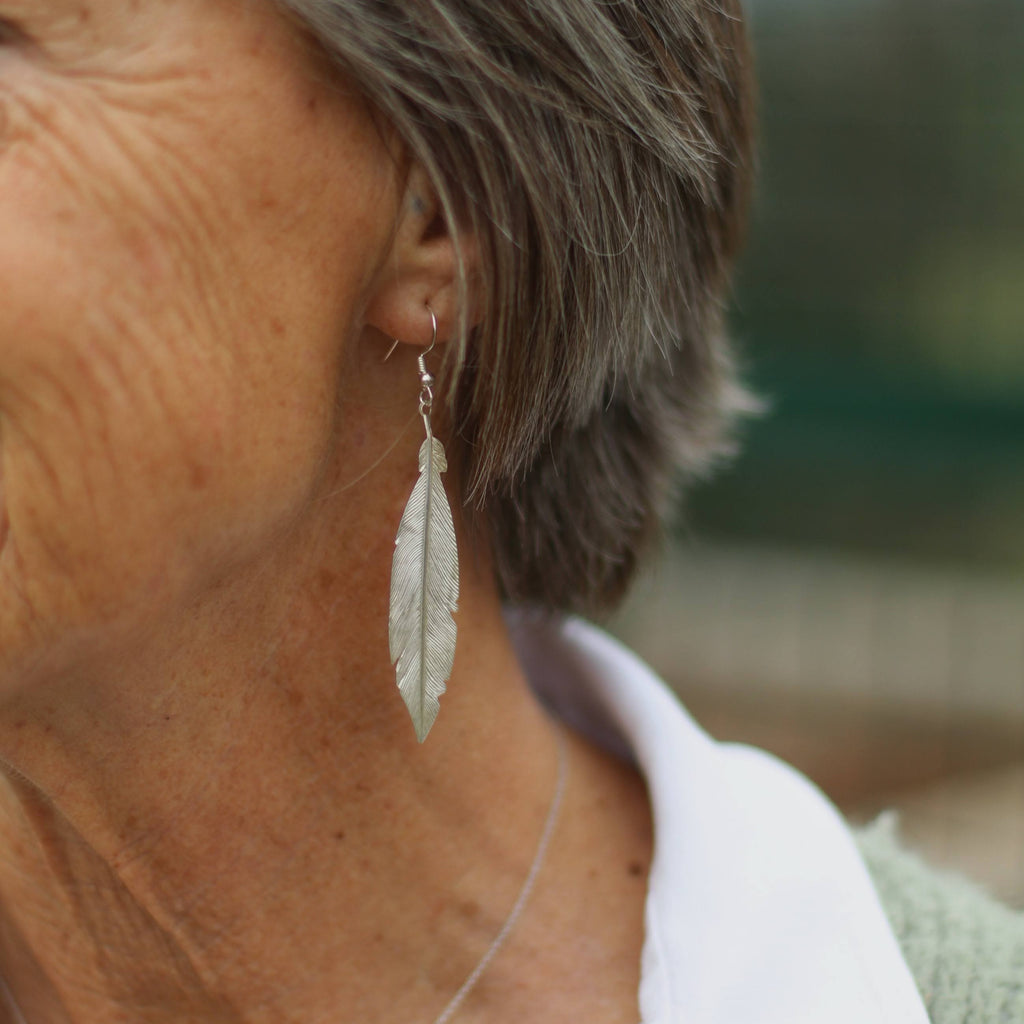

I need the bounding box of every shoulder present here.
[855,814,1024,1023]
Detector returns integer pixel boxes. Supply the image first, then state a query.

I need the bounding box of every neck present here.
[0,436,652,1024]
[0,483,568,1023]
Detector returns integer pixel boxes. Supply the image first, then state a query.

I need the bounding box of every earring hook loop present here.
[382,306,438,367]
[419,306,438,368]
[417,305,439,425]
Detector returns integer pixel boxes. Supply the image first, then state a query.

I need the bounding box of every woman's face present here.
[0,0,395,686]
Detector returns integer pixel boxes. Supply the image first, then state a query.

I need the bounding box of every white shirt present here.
[511,614,931,1024]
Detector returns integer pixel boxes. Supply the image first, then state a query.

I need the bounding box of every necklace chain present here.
[0,728,570,1024]
[432,725,569,1024]
[0,974,26,1024]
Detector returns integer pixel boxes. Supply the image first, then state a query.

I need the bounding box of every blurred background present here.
[611,0,1024,906]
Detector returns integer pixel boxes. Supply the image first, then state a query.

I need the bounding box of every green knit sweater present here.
[856,817,1024,1023]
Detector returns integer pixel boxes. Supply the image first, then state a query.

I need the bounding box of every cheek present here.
[0,6,392,679]
[0,153,339,662]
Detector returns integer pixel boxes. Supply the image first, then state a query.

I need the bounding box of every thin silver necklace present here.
[433,725,569,1024]
[0,974,26,1024]
[0,728,570,1024]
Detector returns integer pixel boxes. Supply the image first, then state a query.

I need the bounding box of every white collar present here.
[510,615,930,1024]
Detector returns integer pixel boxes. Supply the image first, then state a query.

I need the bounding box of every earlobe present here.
[364,164,482,351]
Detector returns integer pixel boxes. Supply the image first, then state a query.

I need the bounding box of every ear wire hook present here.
[419,305,438,366]
[382,306,438,365]
[417,306,439,427]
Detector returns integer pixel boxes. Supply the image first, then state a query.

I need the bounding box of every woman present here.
[0,1,1019,1022]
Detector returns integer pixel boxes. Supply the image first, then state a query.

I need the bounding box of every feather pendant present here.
[388,431,459,742]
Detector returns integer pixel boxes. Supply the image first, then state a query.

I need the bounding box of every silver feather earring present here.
[387,307,459,742]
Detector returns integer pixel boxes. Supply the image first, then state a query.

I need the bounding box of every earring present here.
[388,308,459,742]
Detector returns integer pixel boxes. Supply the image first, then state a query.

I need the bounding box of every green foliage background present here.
[690,0,1024,571]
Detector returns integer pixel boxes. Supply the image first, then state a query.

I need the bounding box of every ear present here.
[364,163,483,350]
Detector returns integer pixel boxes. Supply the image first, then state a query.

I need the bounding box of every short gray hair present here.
[278,0,758,615]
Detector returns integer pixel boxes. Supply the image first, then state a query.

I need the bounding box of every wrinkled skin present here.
[0,0,399,688]
[0,4,652,1022]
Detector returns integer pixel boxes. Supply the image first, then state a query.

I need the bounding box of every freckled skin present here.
[0,3,654,1022]
[0,0,394,683]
